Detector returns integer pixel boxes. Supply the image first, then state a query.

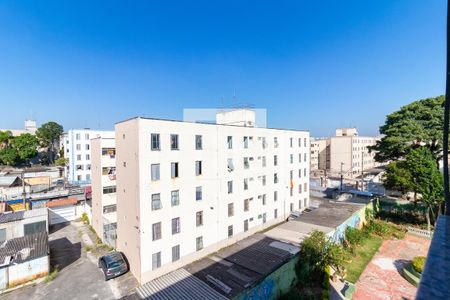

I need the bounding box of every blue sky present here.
[0,0,446,136]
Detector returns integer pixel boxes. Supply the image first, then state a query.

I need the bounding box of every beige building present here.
[310,139,329,171]
[91,137,117,248]
[0,120,37,137]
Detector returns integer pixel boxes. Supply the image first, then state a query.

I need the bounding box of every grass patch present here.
[342,233,383,283]
[84,245,93,252]
[81,212,89,225]
[44,268,59,283]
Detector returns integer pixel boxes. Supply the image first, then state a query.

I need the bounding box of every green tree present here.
[405,147,444,231]
[369,96,444,165]
[9,133,38,162]
[36,122,63,164]
[0,147,19,165]
[383,161,414,194]
[55,157,68,167]
[0,130,13,149]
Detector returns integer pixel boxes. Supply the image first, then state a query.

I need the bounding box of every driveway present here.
[353,234,431,300]
[2,222,137,300]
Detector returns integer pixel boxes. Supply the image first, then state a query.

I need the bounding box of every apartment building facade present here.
[115,111,310,284]
[91,137,117,247]
[62,129,114,184]
[310,138,329,171]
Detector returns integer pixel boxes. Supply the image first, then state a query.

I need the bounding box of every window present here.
[86,164,91,171]
[151,164,160,181]
[171,162,179,178]
[227,181,233,194]
[85,144,90,150]
[244,199,249,211]
[298,138,301,147]
[304,168,307,177]
[196,211,203,226]
[304,198,308,208]
[262,156,266,167]
[77,154,81,161]
[86,174,90,181]
[290,203,294,212]
[304,138,307,147]
[172,217,180,234]
[172,245,180,262]
[304,183,308,192]
[290,154,293,164]
[103,204,116,214]
[274,191,278,201]
[304,153,307,162]
[76,144,81,150]
[77,175,82,181]
[171,134,179,150]
[196,236,203,251]
[228,203,234,217]
[274,137,279,148]
[274,209,278,219]
[103,186,116,194]
[274,155,278,166]
[152,252,161,270]
[228,225,233,237]
[151,134,160,150]
[171,190,180,206]
[244,178,249,190]
[299,169,302,178]
[196,186,202,200]
[151,193,161,210]
[227,158,234,172]
[299,153,301,163]
[274,173,278,184]
[262,213,267,224]
[195,161,202,176]
[290,188,293,196]
[261,194,266,205]
[299,200,302,209]
[299,184,302,193]
[243,136,249,148]
[262,175,266,186]
[195,135,202,150]
[85,133,89,140]
[152,222,161,241]
[262,137,267,149]
[227,136,233,149]
[75,133,81,140]
[290,138,293,148]
[244,220,249,232]
[243,157,249,169]
[102,148,116,156]
[23,221,46,236]
[76,164,83,170]
[86,154,90,160]
[290,170,293,180]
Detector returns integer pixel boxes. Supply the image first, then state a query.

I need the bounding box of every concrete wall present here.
[0,213,48,240]
[7,256,49,288]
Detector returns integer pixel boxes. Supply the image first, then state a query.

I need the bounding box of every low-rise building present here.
[0,120,38,137]
[0,208,48,242]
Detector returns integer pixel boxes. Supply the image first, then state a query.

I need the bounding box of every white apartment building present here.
[62,129,114,184]
[329,128,378,178]
[91,137,117,247]
[115,110,310,284]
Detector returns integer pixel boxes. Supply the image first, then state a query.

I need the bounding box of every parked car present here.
[98,252,128,280]
[287,211,301,221]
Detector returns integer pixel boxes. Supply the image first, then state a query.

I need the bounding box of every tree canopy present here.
[369,96,444,163]
[0,133,38,165]
[36,121,63,164]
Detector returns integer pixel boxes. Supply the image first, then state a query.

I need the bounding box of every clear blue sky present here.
[0,0,446,136]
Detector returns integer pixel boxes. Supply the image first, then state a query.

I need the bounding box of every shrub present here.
[364,219,405,239]
[44,267,59,283]
[412,256,426,274]
[345,227,365,246]
[322,265,330,300]
[81,212,89,225]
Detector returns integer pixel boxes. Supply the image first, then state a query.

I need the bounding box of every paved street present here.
[1,222,137,300]
[353,234,431,300]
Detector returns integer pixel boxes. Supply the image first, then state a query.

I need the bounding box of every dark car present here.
[98,252,128,280]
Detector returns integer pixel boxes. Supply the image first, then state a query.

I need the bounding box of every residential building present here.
[62,129,114,184]
[115,109,310,284]
[0,119,38,137]
[0,207,48,242]
[91,137,117,248]
[310,138,329,171]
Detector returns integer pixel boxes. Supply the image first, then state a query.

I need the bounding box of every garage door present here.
[49,205,76,225]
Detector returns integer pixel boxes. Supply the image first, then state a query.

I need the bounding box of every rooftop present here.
[0,207,48,224]
[0,232,49,265]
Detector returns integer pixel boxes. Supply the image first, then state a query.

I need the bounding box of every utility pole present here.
[21,171,26,210]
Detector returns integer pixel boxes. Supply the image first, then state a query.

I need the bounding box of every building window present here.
[86,164,91,170]
[304,198,308,208]
[172,245,180,262]
[151,134,160,150]
[299,169,302,178]
[227,158,234,172]
[298,138,301,147]
[274,173,278,184]
[304,183,308,192]
[262,137,267,149]
[76,144,81,150]
[304,168,307,177]
[103,186,116,194]
[77,175,82,181]
[196,211,203,227]
[274,155,278,166]
[244,219,249,232]
[304,138,307,147]
[227,181,233,194]
[171,134,179,150]
[304,153,307,162]
[196,236,203,251]
[76,164,83,170]
[76,133,80,140]
[195,135,202,150]
[228,203,234,217]
[290,154,293,164]
[262,156,266,167]
[299,200,302,209]
[151,164,160,181]
[262,175,266,186]
[172,217,180,235]
[196,186,202,201]
[85,144,90,150]
[243,136,249,149]
[228,225,233,237]
[299,153,301,163]
[86,154,90,160]
[151,193,161,210]
[274,137,279,148]
[290,170,293,180]
[299,184,302,193]
[85,133,89,140]
[102,148,116,157]
[290,138,293,148]
[274,191,278,201]
[152,252,161,270]
[244,178,249,190]
[171,190,180,206]
[244,199,249,212]
[152,222,161,241]
[195,161,202,176]
[77,154,81,161]
[290,188,293,196]
[243,157,249,169]
[290,203,294,212]
[103,204,116,214]
[102,167,115,176]
[171,162,179,178]
[261,194,266,205]
[274,209,278,219]
[263,213,267,224]
[227,136,233,149]
[86,174,90,181]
